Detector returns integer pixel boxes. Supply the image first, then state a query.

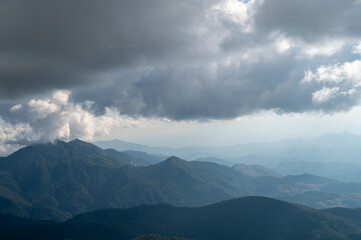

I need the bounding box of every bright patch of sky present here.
[97,107,361,148]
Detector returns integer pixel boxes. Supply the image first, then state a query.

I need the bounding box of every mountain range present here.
[2,139,361,220]
[0,139,272,220]
[95,132,361,181]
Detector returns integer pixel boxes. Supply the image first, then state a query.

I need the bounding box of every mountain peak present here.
[68,138,91,145]
[162,156,187,165]
[166,155,182,161]
[69,138,82,142]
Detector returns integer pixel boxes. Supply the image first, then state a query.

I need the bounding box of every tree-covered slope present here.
[2,197,361,240]
[0,140,128,220]
[0,141,271,220]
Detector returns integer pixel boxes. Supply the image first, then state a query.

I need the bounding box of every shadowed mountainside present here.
[1,197,361,240]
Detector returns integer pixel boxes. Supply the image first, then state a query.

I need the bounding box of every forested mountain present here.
[0,139,128,220]
[1,197,361,240]
[0,140,270,220]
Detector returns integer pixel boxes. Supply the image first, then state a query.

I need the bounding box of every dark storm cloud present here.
[1,0,361,123]
[254,0,361,42]
[74,54,357,120]
[0,0,217,97]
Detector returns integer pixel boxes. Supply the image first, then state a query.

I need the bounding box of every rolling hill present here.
[1,197,361,240]
[94,133,361,182]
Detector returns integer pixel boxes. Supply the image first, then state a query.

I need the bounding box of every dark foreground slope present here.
[1,197,361,240]
[132,235,192,240]
[323,208,361,227]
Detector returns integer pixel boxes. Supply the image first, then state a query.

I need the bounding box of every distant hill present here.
[282,191,361,209]
[233,163,280,177]
[281,191,343,208]
[94,139,174,156]
[123,150,167,165]
[94,132,361,181]
[2,197,361,240]
[282,173,338,184]
[193,157,233,166]
[272,161,361,182]
[104,149,148,166]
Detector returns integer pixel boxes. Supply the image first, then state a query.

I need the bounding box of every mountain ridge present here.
[2,196,361,240]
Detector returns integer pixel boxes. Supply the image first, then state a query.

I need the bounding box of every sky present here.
[1,0,361,154]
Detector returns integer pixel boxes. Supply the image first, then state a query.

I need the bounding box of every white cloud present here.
[352,42,361,55]
[52,90,70,105]
[28,99,60,120]
[303,59,361,106]
[1,90,144,150]
[0,124,34,155]
[211,0,253,27]
[298,41,344,58]
[9,104,22,112]
[276,38,293,53]
[302,60,361,85]
[312,87,339,104]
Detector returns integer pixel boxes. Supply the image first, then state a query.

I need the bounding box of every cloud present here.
[302,60,361,85]
[254,0,361,42]
[352,42,361,55]
[300,41,345,58]
[0,123,34,155]
[1,0,361,127]
[0,0,221,98]
[312,87,340,104]
[0,90,141,149]
[302,59,361,110]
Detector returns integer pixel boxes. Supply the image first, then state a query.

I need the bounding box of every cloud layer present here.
[1,0,361,147]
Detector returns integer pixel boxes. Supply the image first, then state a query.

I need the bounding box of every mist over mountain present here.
[95,132,361,181]
[96,132,361,161]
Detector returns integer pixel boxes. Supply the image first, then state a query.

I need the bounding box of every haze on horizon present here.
[1,0,361,154]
